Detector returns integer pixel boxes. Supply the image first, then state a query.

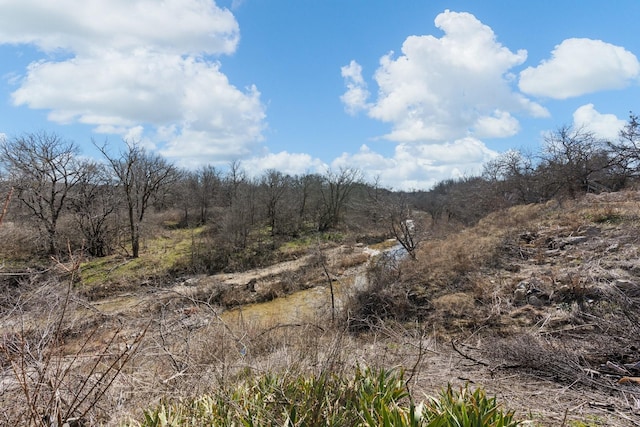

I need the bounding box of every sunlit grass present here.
[79,226,206,287]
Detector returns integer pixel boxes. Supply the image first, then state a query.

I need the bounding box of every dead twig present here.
[451,339,489,367]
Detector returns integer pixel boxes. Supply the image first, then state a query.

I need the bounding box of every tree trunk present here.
[47,227,57,256]
[132,230,140,258]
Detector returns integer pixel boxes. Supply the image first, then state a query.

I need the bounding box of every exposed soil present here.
[3,192,640,425]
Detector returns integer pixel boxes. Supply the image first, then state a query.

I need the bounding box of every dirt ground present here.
[2,192,640,425]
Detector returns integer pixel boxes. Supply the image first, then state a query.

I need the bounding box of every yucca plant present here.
[421,383,518,427]
[354,366,417,427]
[128,369,519,427]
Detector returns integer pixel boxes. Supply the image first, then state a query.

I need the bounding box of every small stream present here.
[221,242,406,326]
[221,282,344,326]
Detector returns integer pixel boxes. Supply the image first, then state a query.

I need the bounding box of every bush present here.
[422,383,518,427]
[346,253,421,332]
[127,367,518,426]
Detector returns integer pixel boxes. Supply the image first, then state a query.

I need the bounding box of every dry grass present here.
[4,191,640,425]
[0,221,42,261]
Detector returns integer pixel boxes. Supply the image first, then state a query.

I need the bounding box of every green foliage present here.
[126,367,519,427]
[587,207,623,224]
[79,227,204,286]
[422,384,518,427]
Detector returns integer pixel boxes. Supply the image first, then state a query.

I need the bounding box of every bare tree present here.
[294,173,323,232]
[318,168,362,231]
[213,162,256,252]
[0,131,88,255]
[539,125,611,198]
[97,141,177,258]
[69,162,118,257]
[259,169,292,236]
[223,160,246,207]
[194,165,221,225]
[385,193,419,259]
[483,149,540,204]
[607,113,640,182]
[176,165,222,226]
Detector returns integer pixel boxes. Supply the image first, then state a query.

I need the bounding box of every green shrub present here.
[422,383,518,427]
[126,367,518,426]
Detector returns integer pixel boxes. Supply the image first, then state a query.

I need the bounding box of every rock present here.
[581,226,601,237]
[527,286,550,306]
[614,279,637,290]
[547,235,588,250]
[527,294,545,307]
[605,243,619,252]
[513,282,528,303]
[513,279,550,306]
[564,235,588,246]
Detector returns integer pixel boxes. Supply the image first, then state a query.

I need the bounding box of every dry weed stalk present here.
[0,187,13,227]
[1,246,147,426]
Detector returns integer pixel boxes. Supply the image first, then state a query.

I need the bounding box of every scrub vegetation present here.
[2,117,640,425]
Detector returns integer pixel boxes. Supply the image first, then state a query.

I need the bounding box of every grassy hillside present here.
[2,191,640,425]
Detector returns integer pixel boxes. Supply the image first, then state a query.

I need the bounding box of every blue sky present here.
[1,1,639,190]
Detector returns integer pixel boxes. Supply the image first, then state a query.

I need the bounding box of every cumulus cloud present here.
[340,60,370,115]
[0,0,266,163]
[331,139,498,190]
[572,104,626,141]
[519,38,640,99]
[341,10,547,144]
[0,0,239,55]
[473,110,520,138]
[242,151,328,178]
[240,136,497,191]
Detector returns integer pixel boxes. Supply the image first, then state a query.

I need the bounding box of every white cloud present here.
[331,138,497,191]
[332,144,396,172]
[239,136,497,191]
[473,110,520,138]
[342,9,547,144]
[519,38,640,99]
[0,0,266,161]
[242,151,328,177]
[572,104,626,141]
[0,0,239,55]
[340,60,370,115]
[231,0,246,11]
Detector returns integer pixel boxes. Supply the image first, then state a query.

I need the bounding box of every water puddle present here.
[221,276,357,326]
[221,241,406,327]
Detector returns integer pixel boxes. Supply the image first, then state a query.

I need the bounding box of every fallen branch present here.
[451,340,489,367]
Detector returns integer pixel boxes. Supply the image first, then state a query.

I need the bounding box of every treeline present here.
[1,113,639,270]
[0,134,395,270]
[407,114,640,226]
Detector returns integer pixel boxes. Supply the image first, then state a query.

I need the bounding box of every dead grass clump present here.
[0,221,41,260]
[431,292,475,317]
[129,309,353,411]
[334,251,369,271]
[346,287,413,332]
[346,254,427,332]
[484,333,591,386]
[477,202,549,231]
[413,229,504,289]
[0,274,145,426]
